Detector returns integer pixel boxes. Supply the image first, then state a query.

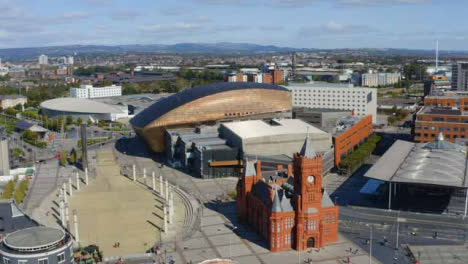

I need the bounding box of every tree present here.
[87,118,93,126]
[4,107,16,116]
[66,115,73,126]
[60,151,67,166]
[69,148,77,164]
[76,117,83,126]
[13,104,23,112]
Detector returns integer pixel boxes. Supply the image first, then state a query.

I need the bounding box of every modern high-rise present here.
[287,83,377,123]
[70,84,122,99]
[452,62,468,91]
[38,54,48,65]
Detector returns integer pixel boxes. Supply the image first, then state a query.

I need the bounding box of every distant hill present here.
[0,43,314,60]
[0,42,467,60]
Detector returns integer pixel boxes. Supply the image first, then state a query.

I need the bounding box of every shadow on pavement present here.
[204,200,270,251]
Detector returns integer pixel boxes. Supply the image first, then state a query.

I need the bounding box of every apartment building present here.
[70,84,122,99]
[287,83,377,123]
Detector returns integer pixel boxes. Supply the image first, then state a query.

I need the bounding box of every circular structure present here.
[0,227,74,264]
[130,82,292,152]
[4,227,65,252]
[40,97,127,121]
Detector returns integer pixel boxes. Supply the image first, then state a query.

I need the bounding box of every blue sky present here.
[0,0,467,50]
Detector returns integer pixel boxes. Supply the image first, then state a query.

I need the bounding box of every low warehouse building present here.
[220,119,332,157]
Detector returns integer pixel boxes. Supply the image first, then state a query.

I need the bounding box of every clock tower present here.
[293,136,324,250]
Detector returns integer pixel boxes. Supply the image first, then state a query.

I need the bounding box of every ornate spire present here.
[271,185,282,213]
[299,136,317,158]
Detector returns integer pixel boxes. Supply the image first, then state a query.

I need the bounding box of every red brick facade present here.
[334,115,373,166]
[236,148,339,252]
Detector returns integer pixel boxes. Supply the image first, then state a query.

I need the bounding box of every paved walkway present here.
[113,144,380,264]
[67,149,184,258]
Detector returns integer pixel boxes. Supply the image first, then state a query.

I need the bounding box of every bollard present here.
[85,168,89,185]
[68,177,73,196]
[73,210,80,243]
[132,164,136,182]
[76,172,80,191]
[152,171,156,191]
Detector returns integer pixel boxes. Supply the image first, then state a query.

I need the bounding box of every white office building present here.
[362,73,401,87]
[287,82,377,123]
[70,84,122,99]
[38,54,48,65]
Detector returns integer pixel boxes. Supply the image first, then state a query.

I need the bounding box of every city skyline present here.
[1,0,467,50]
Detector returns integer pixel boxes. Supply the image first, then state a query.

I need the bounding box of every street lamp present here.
[230,226,237,259]
[366,224,373,264]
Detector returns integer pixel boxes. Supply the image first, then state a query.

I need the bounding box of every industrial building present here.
[165,119,335,179]
[131,82,292,153]
[40,97,128,122]
[287,82,377,123]
[70,84,122,99]
[236,139,339,252]
[220,119,332,157]
[292,107,352,132]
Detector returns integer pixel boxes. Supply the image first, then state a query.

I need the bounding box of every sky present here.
[0,0,467,50]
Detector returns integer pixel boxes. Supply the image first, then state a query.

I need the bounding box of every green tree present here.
[4,107,16,116]
[60,151,67,166]
[76,117,83,126]
[66,115,73,126]
[87,118,93,126]
[14,104,23,112]
[69,148,77,164]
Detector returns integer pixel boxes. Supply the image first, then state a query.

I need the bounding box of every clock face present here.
[307,176,315,183]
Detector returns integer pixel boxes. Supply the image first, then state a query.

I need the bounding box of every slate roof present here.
[300,136,317,158]
[0,200,38,234]
[130,82,289,128]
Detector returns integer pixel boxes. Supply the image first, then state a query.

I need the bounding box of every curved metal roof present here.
[4,227,65,250]
[40,97,123,114]
[365,135,468,188]
[130,82,289,128]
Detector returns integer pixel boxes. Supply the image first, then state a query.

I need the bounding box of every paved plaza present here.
[68,149,184,257]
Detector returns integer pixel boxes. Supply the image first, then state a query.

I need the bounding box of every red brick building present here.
[236,139,339,252]
[333,115,373,166]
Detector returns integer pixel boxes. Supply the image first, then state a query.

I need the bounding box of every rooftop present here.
[222,119,327,139]
[40,97,125,114]
[419,106,465,116]
[3,227,65,250]
[364,134,468,188]
[333,115,363,136]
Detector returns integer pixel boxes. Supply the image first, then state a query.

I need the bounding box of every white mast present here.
[435,40,439,72]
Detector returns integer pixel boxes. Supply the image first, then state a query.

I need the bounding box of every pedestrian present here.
[349,247,352,252]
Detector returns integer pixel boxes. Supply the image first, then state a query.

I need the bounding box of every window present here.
[3,258,10,264]
[57,253,65,263]
[285,234,291,245]
[38,258,49,264]
[18,261,27,264]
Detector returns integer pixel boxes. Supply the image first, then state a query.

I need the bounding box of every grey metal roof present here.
[130,82,289,128]
[365,138,468,188]
[271,185,282,213]
[3,227,64,249]
[280,191,294,212]
[0,200,37,234]
[40,97,124,114]
[300,136,317,158]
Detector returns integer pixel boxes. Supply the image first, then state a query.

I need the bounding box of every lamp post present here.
[230,226,237,259]
[369,225,373,264]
